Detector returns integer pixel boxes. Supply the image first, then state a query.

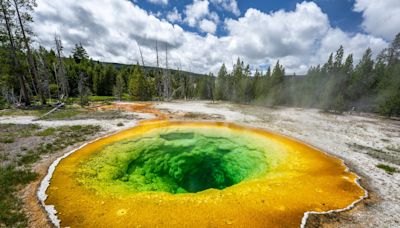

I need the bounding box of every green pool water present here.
[76,127,274,194]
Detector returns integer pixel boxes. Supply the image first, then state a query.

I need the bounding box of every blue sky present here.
[33,0,399,74]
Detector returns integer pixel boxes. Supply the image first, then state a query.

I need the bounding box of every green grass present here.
[0,137,14,144]
[0,166,38,227]
[19,125,41,137]
[0,109,42,117]
[66,96,116,104]
[89,96,115,102]
[36,127,56,136]
[40,108,85,120]
[377,164,397,174]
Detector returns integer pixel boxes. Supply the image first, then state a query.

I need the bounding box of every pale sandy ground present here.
[157,101,400,227]
[1,101,399,227]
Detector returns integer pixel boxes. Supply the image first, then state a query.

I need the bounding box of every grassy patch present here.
[18,151,41,165]
[376,164,397,175]
[40,108,85,120]
[66,96,115,104]
[89,96,115,102]
[36,128,56,137]
[18,125,101,165]
[18,125,41,137]
[0,109,42,117]
[0,137,14,144]
[0,124,41,141]
[0,166,38,227]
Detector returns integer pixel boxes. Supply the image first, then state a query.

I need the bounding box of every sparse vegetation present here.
[40,107,85,120]
[19,125,101,165]
[0,124,101,226]
[36,127,56,136]
[0,137,14,143]
[377,164,397,175]
[0,165,38,227]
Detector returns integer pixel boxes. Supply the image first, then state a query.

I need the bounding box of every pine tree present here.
[323,53,334,73]
[349,48,374,102]
[72,43,89,64]
[128,64,151,101]
[334,45,344,72]
[269,61,285,105]
[232,58,244,101]
[113,72,125,101]
[215,63,228,100]
[342,54,354,75]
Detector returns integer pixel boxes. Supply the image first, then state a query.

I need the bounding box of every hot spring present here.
[43,121,365,227]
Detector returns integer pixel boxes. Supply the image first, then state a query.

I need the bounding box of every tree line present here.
[213,34,400,116]
[1,0,399,116]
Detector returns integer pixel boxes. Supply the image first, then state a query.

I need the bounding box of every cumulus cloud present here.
[199,19,217,34]
[210,0,240,16]
[183,0,219,34]
[354,0,400,40]
[166,7,182,23]
[184,0,210,27]
[225,3,330,59]
[32,0,388,74]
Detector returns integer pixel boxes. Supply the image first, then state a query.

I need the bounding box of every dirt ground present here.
[1,101,399,227]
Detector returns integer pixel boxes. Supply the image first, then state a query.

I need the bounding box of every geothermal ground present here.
[0,101,399,227]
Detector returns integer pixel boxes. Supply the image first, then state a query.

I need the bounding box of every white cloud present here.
[32,0,388,75]
[354,0,400,40]
[183,0,219,34]
[166,7,182,23]
[199,19,217,34]
[225,3,330,59]
[210,0,240,16]
[147,0,168,5]
[184,0,210,27]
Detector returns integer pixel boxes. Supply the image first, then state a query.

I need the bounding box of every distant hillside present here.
[100,61,207,78]
[100,61,307,79]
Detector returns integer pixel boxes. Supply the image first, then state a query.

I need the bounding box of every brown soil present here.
[92,102,169,120]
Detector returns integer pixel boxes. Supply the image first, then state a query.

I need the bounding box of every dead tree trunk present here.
[156,40,160,68]
[54,35,69,101]
[1,0,30,106]
[155,40,163,99]
[163,43,171,100]
[138,43,145,67]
